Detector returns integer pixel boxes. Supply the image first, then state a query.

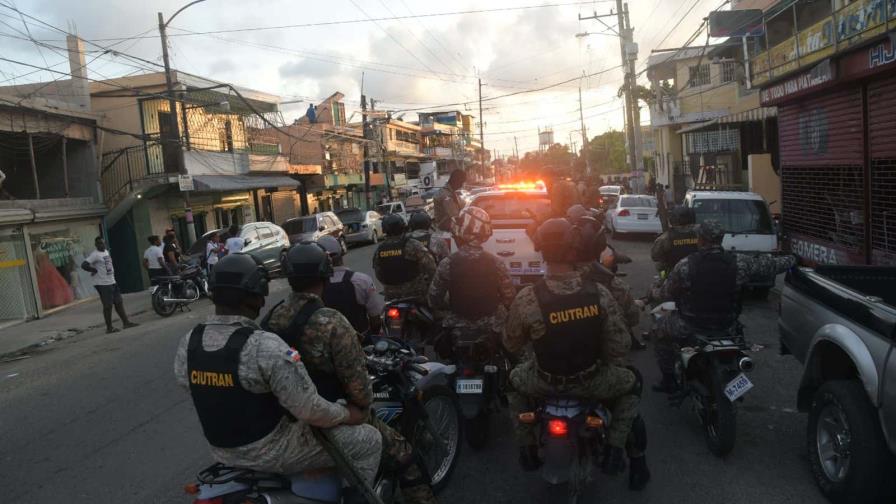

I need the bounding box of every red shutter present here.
[778,87,864,166]
[867,76,896,265]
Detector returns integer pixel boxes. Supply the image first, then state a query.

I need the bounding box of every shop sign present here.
[840,37,896,80]
[790,236,842,265]
[760,60,834,105]
[836,0,886,43]
[288,164,322,175]
[178,174,194,191]
[797,18,835,66]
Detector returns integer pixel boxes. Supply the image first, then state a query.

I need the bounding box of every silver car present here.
[336,208,383,245]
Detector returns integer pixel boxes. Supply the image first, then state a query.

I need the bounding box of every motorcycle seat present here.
[289,469,342,502]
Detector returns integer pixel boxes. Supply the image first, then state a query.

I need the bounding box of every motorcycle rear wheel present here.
[152,287,177,317]
[703,370,737,457]
[413,384,461,493]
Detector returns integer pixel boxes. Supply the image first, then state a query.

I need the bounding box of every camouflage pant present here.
[652,312,694,374]
[368,414,437,504]
[508,359,638,448]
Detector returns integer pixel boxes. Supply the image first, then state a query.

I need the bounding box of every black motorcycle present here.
[184,335,462,503]
[151,260,209,317]
[383,297,436,346]
[438,328,510,450]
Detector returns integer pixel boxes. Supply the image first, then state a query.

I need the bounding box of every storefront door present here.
[0,227,37,323]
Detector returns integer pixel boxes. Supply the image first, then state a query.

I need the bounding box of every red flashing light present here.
[386,308,401,320]
[547,418,569,437]
[617,209,631,217]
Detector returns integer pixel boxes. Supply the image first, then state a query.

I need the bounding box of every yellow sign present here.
[548,304,600,325]
[0,259,26,269]
[798,18,835,66]
[190,370,235,387]
[379,249,403,258]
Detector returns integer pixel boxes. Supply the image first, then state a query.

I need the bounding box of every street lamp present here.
[158,0,207,245]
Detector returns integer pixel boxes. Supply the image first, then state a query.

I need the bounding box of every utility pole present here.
[624,2,644,191]
[578,83,591,177]
[513,136,519,162]
[478,78,486,180]
[361,72,372,209]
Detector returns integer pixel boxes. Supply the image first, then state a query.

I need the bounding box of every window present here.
[337,208,364,223]
[721,61,738,83]
[322,215,337,228]
[691,199,774,234]
[332,101,345,127]
[259,227,274,240]
[619,196,657,208]
[242,228,260,242]
[282,217,318,234]
[471,194,551,223]
[688,64,711,87]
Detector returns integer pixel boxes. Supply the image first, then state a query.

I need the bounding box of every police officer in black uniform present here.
[317,235,383,335]
[650,205,699,275]
[372,214,436,302]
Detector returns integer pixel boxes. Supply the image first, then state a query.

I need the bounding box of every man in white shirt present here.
[82,236,139,334]
[143,235,165,283]
[225,225,245,255]
[205,231,222,272]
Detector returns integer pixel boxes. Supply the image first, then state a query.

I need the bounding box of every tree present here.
[518,143,575,177]
[587,130,627,175]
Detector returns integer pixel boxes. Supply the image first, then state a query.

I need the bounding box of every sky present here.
[0,0,720,156]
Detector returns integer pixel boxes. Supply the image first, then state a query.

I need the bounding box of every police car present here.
[467,185,550,286]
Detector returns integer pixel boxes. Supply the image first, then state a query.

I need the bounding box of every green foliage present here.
[518,143,574,175]
[588,130,628,175]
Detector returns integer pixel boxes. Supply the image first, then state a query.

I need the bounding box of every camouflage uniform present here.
[373,236,437,302]
[576,261,640,331]
[264,294,436,503]
[173,315,382,485]
[427,243,516,335]
[504,271,638,448]
[408,229,450,265]
[652,247,797,374]
[433,186,463,231]
[650,224,701,273]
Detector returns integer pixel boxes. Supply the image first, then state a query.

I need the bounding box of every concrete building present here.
[0,36,107,324]
[418,110,480,184]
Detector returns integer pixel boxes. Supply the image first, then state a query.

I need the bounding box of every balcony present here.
[751,0,894,86]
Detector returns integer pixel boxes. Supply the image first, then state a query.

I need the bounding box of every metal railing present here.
[100,143,166,209]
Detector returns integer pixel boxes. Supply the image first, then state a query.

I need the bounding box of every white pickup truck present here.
[467,189,550,286]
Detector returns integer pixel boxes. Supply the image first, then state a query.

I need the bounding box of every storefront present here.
[764,38,896,266]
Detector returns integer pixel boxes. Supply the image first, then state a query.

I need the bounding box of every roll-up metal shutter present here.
[779,86,866,262]
[271,191,297,225]
[867,76,896,265]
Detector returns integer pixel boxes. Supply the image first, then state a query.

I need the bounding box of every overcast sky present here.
[1,0,718,155]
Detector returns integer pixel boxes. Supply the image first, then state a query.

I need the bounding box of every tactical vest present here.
[532,281,606,376]
[187,325,288,448]
[322,270,369,333]
[678,249,740,330]
[448,253,500,320]
[665,226,700,271]
[410,232,432,250]
[374,237,419,285]
[261,300,346,402]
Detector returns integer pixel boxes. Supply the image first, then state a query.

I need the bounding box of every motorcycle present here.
[651,302,755,457]
[440,329,510,450]
[184,335,462,503]
[518,397,613,504]
[151,260,209,317]
[383,297,435,347]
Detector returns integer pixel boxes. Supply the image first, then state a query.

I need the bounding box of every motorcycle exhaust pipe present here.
[162,293,200,304]
[738,356,754,373]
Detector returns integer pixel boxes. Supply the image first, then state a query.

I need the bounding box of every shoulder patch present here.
[284,347,301,363]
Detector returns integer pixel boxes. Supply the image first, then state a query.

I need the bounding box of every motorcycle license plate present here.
[456,379,484,394]
[724,373,753,401]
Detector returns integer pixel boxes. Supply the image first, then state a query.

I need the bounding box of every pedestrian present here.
[205,231,222,273]
[142,235,165,283]
[164,227,181,256]
[162,234,181,274]
[433,169,466,232]
[82,237,139,334]
[225,225,245,255]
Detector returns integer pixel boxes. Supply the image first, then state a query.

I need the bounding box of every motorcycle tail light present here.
[184,483,199,495]
[462,367,477,377]
[386,308,401,319]
[518,412,537,424]
[586,416,604,429]
[548,419,568,437]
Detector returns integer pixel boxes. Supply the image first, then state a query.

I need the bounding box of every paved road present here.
[0,238,825,503]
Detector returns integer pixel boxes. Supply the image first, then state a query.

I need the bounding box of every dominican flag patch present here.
[285,348,301,363]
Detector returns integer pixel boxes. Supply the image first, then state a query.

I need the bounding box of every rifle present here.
[310,426,385,504]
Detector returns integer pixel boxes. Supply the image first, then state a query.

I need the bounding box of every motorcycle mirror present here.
[374,340,389,355]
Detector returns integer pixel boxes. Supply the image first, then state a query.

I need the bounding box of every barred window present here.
[721,61,738,83]
[689,64,711,87]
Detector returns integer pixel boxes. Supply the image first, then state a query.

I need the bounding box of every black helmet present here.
[382,214,407,236]
[209,253,269,297]
[574,216,608,262]
[282,242,334,279]
[669,205,695,227]
[408,211,432,231]
[534,218,582,263]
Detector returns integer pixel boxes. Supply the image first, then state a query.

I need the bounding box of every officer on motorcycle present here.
[651,205,699,275]
[652,220,797,393]
[427,206,516,350]
[173,254,380,485]
[263,243,437,504]
[504,218,642,479]
[433,169,466,232]
[315,235,384,335]
[408,211,449,264]
[373,214,437,302]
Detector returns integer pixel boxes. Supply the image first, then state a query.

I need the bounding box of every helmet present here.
[534,218,581,263]
[209,253,269,297]
[408,211,432,231]
[575,216,608,261]
[669,205,695,227]
[698,219,725,244]
[317,235,343,258]
[282,242,334,279]
[566,204,590,222]
[382,214,407,236]
[455,206,492,245]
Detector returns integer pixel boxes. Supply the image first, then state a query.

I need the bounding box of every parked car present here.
[598,185,623,208]
[468,188,551,287]
[336,208,383,245]
[188,222,291,274]
[778,265,896,503]
[606,195,662,236]
[377,201,409,222]
[281,212,346,252]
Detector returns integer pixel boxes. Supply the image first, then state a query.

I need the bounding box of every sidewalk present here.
[0,290,152,358]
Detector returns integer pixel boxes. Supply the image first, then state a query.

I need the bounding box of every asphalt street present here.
[0,237,826,503]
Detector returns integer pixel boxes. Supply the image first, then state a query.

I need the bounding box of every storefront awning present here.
[676,107,777,134]
[191,174,299,192]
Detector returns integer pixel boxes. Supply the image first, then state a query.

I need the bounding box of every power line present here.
[348,0,435,74]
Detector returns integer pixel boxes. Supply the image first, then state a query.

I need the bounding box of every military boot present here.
[628,455,651,490]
